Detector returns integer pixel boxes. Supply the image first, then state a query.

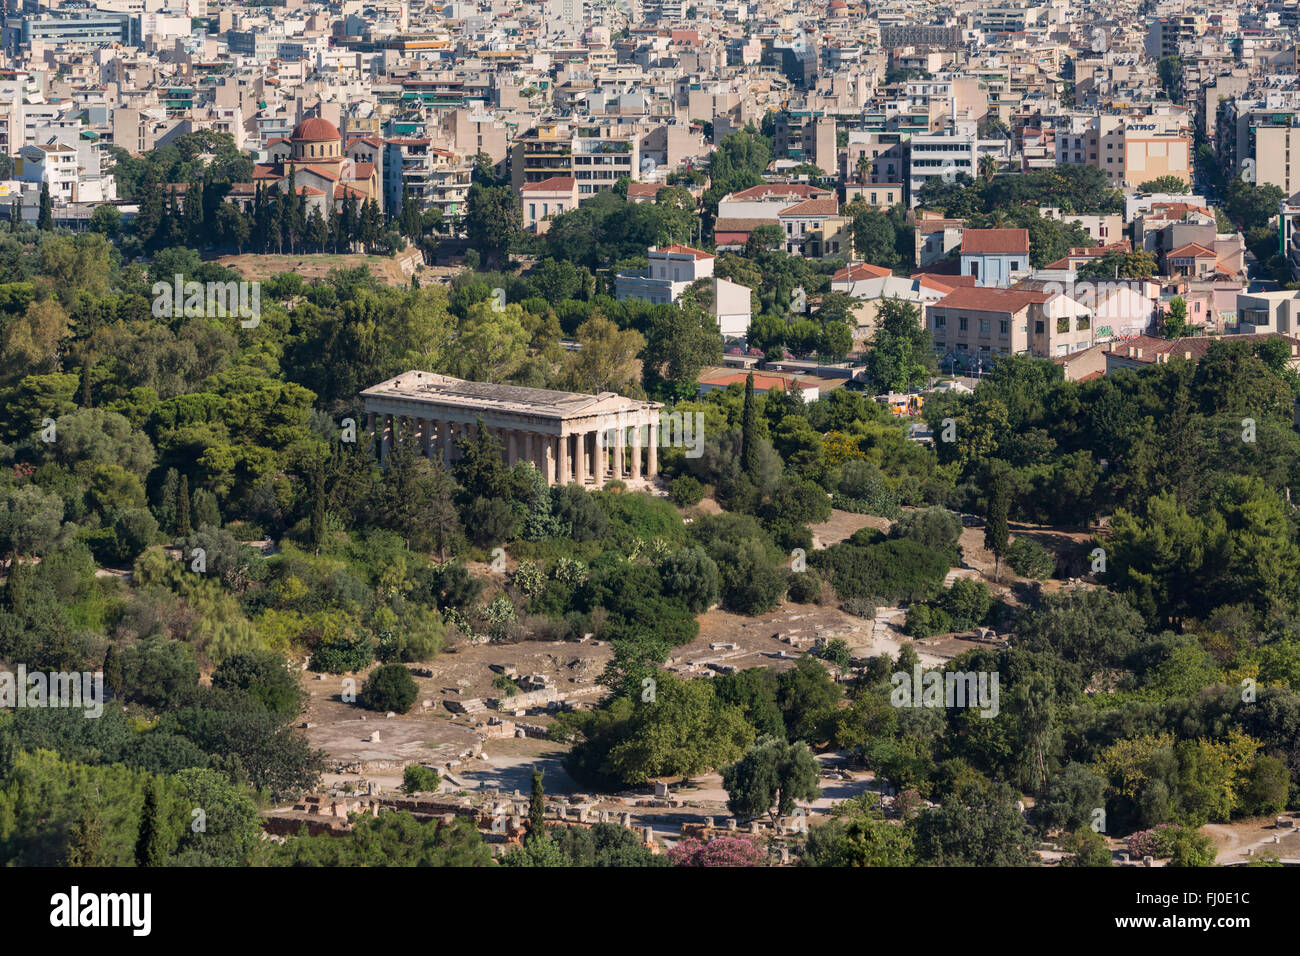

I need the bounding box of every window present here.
[1000,320,1009,334]
[958,317,968,331]
[979,318,991,333]
[529,203,536,218]
[1035,320,1045,334]
[1010,260,1021,270]
[935,314,947,328]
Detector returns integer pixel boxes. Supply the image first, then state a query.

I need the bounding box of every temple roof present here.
[361,371,660,420]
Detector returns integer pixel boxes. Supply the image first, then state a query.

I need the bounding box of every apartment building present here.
[926,286,1095,364]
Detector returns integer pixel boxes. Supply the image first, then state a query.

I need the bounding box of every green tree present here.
[740,372,760,481]
[528,767,546,841]
[984,475,1010,582]
[37,182,53,231]
[359,664,419,714]
[866,298,934,391]
[134,778,170,867]
[722,734,821,820]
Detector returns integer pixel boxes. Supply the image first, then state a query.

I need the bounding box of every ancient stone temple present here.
[360,371,663,486]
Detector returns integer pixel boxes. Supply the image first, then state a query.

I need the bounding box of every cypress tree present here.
[740,371,760,480]
[985,475,1011,583]
[134,779,169,867]
[103,643,123,698]
[37,181,53,231]
[527,767,545,841]
[176,474,191,536]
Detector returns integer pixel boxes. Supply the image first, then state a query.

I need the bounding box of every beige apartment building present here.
[1250,124,1300,196]
[926,286,1096,363]
[1057,113,1191,189]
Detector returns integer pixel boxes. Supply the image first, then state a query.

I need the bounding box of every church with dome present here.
[251,115,383,217]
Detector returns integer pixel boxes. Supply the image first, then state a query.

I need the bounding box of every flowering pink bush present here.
[668,835,765,867]
[1127,824,1179,858]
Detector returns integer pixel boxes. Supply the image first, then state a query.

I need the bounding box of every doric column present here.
[523,431,534,472]
[366,411,376,455]
[562,434,574,484]
[426,420,437,461]
[574,431,587,484]
[647,412,659,478]
[441,420,454,463]
[546,435,558,484]
[593,427,605,488]
[380,413,392,463]
[507,429,519,466]
[614,426,625,480]
[631,420,643,480]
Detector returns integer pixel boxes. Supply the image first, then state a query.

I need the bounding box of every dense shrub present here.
[668,475,706,507]
[359,664,419,714]
[811,538,949,604]
[1007,538,1056,579]
[786,569,823,604]
[402,764,441,794]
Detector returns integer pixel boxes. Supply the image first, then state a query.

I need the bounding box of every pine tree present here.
[66,802,104,866]
[134,779,169,867]
[103,643,123,698]
[740,371,760,480]
[527,767,545,841]
[985,475,1010,583]
[176,474,191,536]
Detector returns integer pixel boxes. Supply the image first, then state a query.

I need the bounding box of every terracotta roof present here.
[656,243,714,260]
[727,183,833,201]
[832,263,892,282]
[911,271,977,288]
[779,198,839,218]
[291,117,341,142]
[1107,333,1300,363]
[700,371,810,391]
[626,183,661,198]
[714,217,779,233]
[520,176,576,192]
[932,286,1052,314]
[1168,243,1216,258]
[960,228,1030,255]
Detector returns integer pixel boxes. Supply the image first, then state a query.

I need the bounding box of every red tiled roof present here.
[1106,333,1300,363]
[961,228,1030,255]
[911,271,977,287]
[714,217,778,233]
[1168,243,1216,258]
[832,263,892,282]
[932,286,1052,314]
[727,183,833,201]
[780,198,839,218]
[626,183,661,198]
[521,176,577,192]
[700,371,810,391]
[656,243,714,260]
